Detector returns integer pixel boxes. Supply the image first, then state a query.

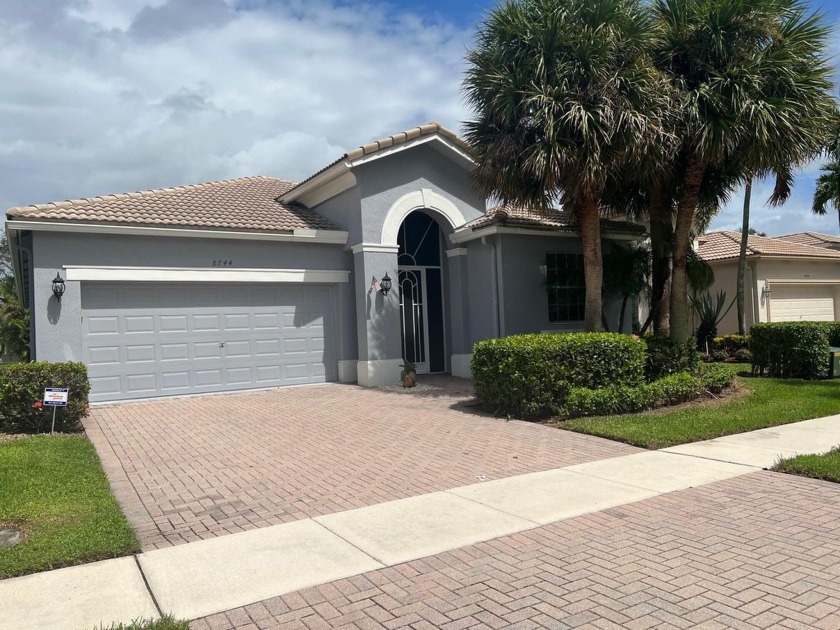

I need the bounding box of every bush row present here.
[750,322,839,379]
[0,362,90,433]
[563,364,736,418]
[471,333,646,419]
[642,336,699,381]
[712,334,750,354]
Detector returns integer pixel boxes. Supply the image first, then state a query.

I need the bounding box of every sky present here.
[1,0,838,237]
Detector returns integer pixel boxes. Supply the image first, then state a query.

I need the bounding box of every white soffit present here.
[64,266,350,283]
[5,220,349,245]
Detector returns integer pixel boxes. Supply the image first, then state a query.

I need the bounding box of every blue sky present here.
[0,0,838,236]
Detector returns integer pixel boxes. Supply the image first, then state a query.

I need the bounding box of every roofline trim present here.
[4,220,349,245]
[703,253,840,263]
[279,134,474,206]
[450,224,644,244]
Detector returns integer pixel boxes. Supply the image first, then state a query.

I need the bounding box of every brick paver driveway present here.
[86,377,640,550]
[192,472,840,630]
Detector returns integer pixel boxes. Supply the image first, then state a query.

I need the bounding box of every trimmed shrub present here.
[750,322,830,379]
[819,322,840,347]
[734,348,752,363]
[712,334,750,354]
[471,333,646,419]
[712,349,729,363]
[0,362,90,433]
[643,335,699,381]
[563,364,736,418]
[697,363,738,393]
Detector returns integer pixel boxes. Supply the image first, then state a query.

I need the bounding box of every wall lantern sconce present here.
[538,264,547,277]
[761,283,772,299]
[51,272,66,300]
[380,273,392,296]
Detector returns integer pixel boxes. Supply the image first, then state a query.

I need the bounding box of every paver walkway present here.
[85,377,640,549]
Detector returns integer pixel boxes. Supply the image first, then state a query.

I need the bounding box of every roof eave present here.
[450,223,645,244]
[4,219,349,245]
[280,133,475,208]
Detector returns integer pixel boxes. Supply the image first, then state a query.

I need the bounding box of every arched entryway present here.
[397,211,446,374]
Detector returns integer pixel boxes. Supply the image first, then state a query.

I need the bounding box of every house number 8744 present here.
[212,260,233,267]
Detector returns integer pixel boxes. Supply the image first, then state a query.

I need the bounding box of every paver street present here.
[191,471,840,630]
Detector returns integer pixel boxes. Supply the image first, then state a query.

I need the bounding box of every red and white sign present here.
[43,388,69,406]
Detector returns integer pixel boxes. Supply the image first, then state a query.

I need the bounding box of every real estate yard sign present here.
[43,388,69,434]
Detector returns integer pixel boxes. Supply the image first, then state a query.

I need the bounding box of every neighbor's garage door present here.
[770,285,836,322]
[82,282,338,402]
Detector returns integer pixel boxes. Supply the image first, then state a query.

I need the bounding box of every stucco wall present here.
[356,143,486,243]
[30,230,357,365]
[705,260,758,336]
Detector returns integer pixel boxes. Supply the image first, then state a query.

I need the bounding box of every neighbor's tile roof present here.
[698,231,840,261]
[775,231,840,248]
[6,176,343,232]
[283,122,468,197]
[459,203,646,233]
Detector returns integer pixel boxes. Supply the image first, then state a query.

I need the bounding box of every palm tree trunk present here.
[578,196,603,332]
[736,177,752,335]
[670,155,706,342]
[649,181,671,336]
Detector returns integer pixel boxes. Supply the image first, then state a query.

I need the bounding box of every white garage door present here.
[82,282,338,402]
[770,285,836,322]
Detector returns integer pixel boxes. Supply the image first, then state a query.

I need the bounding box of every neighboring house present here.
[6,123,643,402]
[698,230,840,336]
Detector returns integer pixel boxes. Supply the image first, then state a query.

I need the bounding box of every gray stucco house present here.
[6,123,643,402]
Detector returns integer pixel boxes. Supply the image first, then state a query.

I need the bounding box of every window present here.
[546,252,585,322]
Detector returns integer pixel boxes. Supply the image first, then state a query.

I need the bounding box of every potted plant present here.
[400,360,417,388]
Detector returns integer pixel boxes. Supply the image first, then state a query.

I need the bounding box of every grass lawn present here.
[0,435,140,578]
[772,447,840,484]
[560,369,840,449]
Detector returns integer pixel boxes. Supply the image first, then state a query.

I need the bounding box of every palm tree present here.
[651,0,836,342]
[813,125,840,232]
[463,0,670,331]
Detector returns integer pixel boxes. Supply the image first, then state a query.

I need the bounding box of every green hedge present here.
[642,336,699,381]
[563,364,735,418]
[472,333,646,419]
[750,322,831,379]
[821,322,840,347]
[712,334,750,354]
[0,362,91,433]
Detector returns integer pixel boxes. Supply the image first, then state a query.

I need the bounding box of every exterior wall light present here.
[761,283,771,299]
[380,273,392,296]
[51,272,66,300]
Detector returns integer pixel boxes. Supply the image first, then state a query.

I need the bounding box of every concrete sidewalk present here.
[2,414,839,630]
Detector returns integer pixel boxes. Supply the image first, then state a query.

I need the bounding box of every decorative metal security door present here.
[398,268,430,374]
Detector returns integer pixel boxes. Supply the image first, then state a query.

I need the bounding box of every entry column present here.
[351,244,403,386]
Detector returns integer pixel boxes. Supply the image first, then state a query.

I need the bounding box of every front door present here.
[397,212,446,374]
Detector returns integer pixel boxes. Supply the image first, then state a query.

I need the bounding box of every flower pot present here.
[402,371,417,388]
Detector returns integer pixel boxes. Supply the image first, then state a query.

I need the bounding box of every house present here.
[698,230,840,336]
[6,123,643,402]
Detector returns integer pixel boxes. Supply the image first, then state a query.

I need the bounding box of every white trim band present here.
[445,248,469,258]
[5,220,349,245]
[63,266,350,284]
[350,243,400,255]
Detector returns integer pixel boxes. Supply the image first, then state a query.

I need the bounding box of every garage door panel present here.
[83,282,338,401]
[771,286,836,322]
[88,316,119,335]
[125,344,155,363]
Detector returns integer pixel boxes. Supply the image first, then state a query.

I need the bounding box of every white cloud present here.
[0,0,471,210]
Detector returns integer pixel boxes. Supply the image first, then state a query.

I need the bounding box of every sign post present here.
[43,388,69,435]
